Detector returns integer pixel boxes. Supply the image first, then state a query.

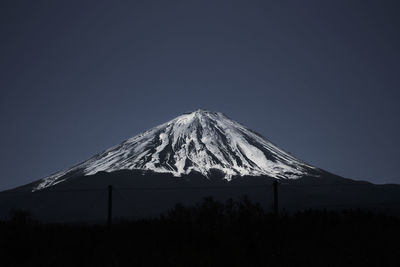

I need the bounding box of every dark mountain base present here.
[1,170,400,222]
[1,198,400,267]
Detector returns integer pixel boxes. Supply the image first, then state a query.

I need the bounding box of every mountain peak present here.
[174,109,225,126]
[34,111,319,191]
[192,109,211,114]
[180,109,224,118]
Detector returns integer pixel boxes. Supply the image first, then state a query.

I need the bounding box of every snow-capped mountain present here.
[34,110,319,191]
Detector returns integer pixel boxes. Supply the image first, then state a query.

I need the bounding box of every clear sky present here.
[1,0,399,190]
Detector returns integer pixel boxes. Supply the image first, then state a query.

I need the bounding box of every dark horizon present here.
[1,0,400,190]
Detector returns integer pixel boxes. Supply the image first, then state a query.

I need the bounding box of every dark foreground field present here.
[1,197,399,267]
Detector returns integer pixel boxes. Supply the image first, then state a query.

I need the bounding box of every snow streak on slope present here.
[34,110,318,191]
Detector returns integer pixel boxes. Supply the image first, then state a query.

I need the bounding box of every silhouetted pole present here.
[108,185,112,227]
[273,180,279,216]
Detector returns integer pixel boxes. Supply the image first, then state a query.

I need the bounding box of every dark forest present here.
[1,197,399,267]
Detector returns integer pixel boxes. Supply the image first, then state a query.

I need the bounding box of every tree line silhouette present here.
[1,197,399,266]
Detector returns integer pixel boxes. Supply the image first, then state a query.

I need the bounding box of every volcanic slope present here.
[34,110,320,191]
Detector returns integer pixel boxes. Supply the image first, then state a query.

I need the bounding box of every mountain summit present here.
[35,110,319,191]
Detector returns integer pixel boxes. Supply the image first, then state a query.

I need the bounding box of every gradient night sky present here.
[1,0,399,190]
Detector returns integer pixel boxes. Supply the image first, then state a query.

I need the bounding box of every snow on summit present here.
[34,110,318,191]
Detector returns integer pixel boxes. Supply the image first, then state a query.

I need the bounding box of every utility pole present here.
[108,185,112,227]
[273,180,278,217]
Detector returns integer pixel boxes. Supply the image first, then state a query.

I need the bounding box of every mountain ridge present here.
[34,110,321,191]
